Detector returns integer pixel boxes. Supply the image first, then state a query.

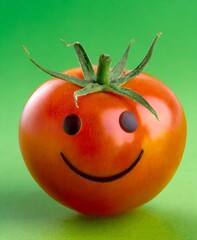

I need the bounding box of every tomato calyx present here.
[22,33,161,119]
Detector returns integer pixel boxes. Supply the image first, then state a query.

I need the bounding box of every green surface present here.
[1,0,197,239]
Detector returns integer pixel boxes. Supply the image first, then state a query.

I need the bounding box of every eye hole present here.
[119,111,138,133]
[63,114,81,135]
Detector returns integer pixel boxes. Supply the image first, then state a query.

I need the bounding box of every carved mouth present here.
[60,150,144,183]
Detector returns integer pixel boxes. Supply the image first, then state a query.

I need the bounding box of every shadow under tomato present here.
[58,207,182,240]
[2,189,195,240]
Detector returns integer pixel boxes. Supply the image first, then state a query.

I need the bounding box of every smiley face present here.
[60,112,143,182]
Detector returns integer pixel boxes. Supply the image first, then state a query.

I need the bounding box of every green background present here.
[1,0,197,239]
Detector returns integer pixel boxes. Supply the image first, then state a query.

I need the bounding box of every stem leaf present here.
[109,84,159,119]
[110,40,133,81]
[72,42,96,81]
[74,83,105,107]
[22,45,88,87]
[61,40,96,81]
[113,33,161,86]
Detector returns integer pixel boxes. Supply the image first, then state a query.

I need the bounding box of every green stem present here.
[96,54,111,85]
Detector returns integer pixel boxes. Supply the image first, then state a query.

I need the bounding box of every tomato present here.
[19,34,187,216]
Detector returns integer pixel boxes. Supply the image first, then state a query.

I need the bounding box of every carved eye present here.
[119,111,138,133]
[63,114,81,135]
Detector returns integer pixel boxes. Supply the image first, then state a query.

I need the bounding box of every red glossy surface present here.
[19,68,187,216]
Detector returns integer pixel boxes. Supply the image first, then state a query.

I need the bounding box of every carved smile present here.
[60,150,144,183]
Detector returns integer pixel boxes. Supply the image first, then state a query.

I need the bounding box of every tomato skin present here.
[19,68,186,216]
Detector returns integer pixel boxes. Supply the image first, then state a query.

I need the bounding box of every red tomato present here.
[19,35,187,216]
